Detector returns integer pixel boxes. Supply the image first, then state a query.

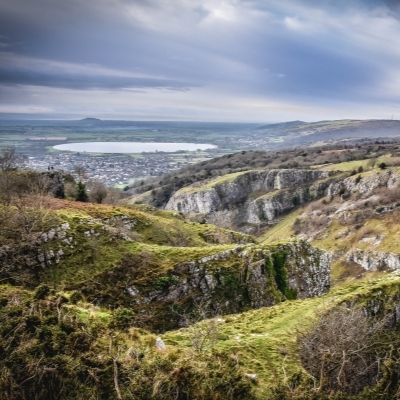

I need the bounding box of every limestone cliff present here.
[327,168,399,197]
[165,168,339,232]
[80,240,331,331]
[347,249,400,272]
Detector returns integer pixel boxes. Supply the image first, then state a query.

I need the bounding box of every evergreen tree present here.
[75,181,88,202]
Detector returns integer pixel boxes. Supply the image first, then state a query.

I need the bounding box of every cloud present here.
[0,0,400,120]
[0,104,53,114]
[0,52,194,90]
[2,82,399,123]
[283,16,311,32]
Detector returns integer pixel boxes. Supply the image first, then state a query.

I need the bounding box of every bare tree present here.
[104,187,123,204]
[188,316,221,353]
[88,180,108,204]
[27,174,52,208]
[73,164,87,181]
[0,147,19,172]
[298,306,392,394]
[0,147,21,204]
[64,181,78,199]
[172,299,222,353]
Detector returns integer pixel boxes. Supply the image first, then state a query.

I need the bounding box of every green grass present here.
[64,303,112,325]
[42,240,130,286]
[164,273,400,397]
[260,209,302,244]
[55,201,252,247]
[41,231,237,287]
[177,169,256,194]
[124,242,238,272]
[43,206,241,285]
[316,154,395,172]
[1,199,255,290]
[317,159,372,172]
[351,215,400,253]
[312,213,400,255]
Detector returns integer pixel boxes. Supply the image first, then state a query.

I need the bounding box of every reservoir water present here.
[53,142,217,153]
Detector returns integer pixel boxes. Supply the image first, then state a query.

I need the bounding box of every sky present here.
[0,0,400,122]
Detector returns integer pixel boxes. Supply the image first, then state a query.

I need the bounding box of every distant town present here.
[24,150,214,187]
[5,118,400,189]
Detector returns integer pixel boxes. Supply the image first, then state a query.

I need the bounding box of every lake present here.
[53,142,217,153]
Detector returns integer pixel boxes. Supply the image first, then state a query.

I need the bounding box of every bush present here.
[378,162,387,170]
[33,284,51,300]
[298,307,398,394]
[88,180,108,204]
[75,181,88,202]
[110,307,136,330]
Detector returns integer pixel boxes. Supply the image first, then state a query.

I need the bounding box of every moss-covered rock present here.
[78,241,330,331]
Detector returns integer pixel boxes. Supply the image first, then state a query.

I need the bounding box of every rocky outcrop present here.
[166,169,338,232]
[284,241,331,298]
[327,169,400,197]
[245,175,338,225]
[0,222,75,284]
[347,249,400,272]
[0,216,124,286]
[86,240,331,331]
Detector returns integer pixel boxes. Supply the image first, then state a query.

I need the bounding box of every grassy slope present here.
[44,240,236,287]
[315,154,394,172]
[260,204,400,256]
[177,169,254,194]
[259,208,301,244]
[2,198,252,288]
[313,211,400,254]
[164,273,400,397]
[261,156,400,248]
[49,199,251,246]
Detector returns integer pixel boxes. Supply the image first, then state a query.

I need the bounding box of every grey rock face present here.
[126,241,331,327]
[327,169,400,197]
[347,249,400,271]
[166,169,336,231]
[285,241,331,298]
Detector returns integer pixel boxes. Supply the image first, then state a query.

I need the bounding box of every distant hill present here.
[256,120,306,131]
[1,118,400,145]
[78,117,103,124]
[256,119,400,143]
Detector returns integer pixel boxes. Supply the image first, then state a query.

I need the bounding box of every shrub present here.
[88,180,108,204]
[33,284,51,300]
[110,307,136,330]
[75,181,88,202]
[298,307,397,394]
